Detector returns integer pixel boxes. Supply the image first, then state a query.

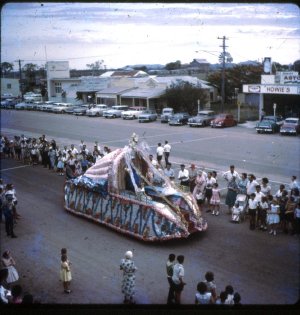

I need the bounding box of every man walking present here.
[163,140,171,165]
[156,143,164,167]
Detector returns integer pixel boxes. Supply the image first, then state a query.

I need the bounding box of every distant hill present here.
[209,60,261,70]
[120,64,165,70]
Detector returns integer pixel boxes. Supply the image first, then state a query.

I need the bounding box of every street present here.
[1,110,299,305]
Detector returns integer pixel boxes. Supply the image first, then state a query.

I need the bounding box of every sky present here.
[1,2,299,70]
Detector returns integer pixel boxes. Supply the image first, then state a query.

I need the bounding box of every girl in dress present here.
[210,183,221,216]
[267,197,280,236]
[1,250,19,287]
[56,152,65,176]
[60,254,72,293]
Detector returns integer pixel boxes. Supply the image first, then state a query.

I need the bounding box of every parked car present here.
[51,103,76,114]
[86,104,108,117]
[168,113,190,126]
[121,106,146,119]
[103,105,128,118]
[210,114,237,128]
[188,110,216,127]
[23,92,42,102]
[160,107,174,123]
[73,105,89,116]
[1,98,18,109]
[38,101,55,111]
[32,101,44,110]
[280,117,300,136]
[256,115,284,134]
[138,110,158,123]
[14,101,34,110]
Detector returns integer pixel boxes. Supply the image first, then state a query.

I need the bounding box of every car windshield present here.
[285,119,298,124]
[259,121,272,126]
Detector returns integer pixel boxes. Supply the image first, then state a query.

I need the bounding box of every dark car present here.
[280,117,300,136]
[256,115,284,134]
[188,110,216,127]
[168,113,190,126]
[138,110,158,123]
[210,114,237,128]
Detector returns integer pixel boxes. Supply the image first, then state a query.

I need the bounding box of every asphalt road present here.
[1,110,299,306]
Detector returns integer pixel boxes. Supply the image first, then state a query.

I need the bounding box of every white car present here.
[121,106,146,119]
[15,101,34,110]
[51,103,76,114]
[103,105,129,118]
[23,92,42,102]
[86,104,108,117]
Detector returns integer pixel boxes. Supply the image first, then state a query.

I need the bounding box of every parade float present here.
[64,134,207,241]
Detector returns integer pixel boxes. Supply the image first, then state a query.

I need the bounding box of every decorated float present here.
[64,134,207,241]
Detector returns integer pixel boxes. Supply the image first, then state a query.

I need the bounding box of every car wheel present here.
[133,115,136,119]
[61,111,65,114]
[96,112,100,117]
[257,130,260,134]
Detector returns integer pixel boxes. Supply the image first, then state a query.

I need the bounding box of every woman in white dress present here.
[1,250,19,286]
[267,198,280,236]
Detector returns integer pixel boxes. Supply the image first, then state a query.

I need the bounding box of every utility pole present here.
[15,59,24,99]
[218,36,228,113]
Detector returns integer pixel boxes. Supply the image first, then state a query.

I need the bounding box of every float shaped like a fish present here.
[64,133,207,241]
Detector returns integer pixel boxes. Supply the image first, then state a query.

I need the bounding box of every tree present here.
[86,60,104,75]
[165,60,181,71]
[293,60,300,72]
[163,80,209,115]
[1,62,14,76]
[208,64,263,103]
[22,63,38,92]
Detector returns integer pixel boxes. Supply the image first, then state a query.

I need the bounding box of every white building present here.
[46,61,217,109]
[243,71,300,119]
[1,78,21,98]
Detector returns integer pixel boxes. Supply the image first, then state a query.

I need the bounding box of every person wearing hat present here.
[178,164,189,191]
[3,194,17,238]
[120,251,137,304]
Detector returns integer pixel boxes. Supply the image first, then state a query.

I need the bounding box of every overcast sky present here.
[1,2,299,70]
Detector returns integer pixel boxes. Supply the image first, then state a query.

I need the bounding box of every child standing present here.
[56,153,64,176]
[267,197,280,236]
[210,183,220,216]
[60,248,72,293]
[260,196,269,231]
[204,271,217,301]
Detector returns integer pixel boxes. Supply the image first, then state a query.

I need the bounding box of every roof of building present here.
[96,87,137,95]
[120,87,166,99]
[100,70,148,78]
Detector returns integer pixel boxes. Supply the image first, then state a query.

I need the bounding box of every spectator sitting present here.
[195,281,214,304]
[22,293,34,304]
[224,285,234,305]
[11,284,23,304]
[233,292,242,305]
[215,291,227,305]
[204,271,217,301]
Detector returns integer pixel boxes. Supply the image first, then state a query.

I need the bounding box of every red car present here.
[210,114,237,128]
